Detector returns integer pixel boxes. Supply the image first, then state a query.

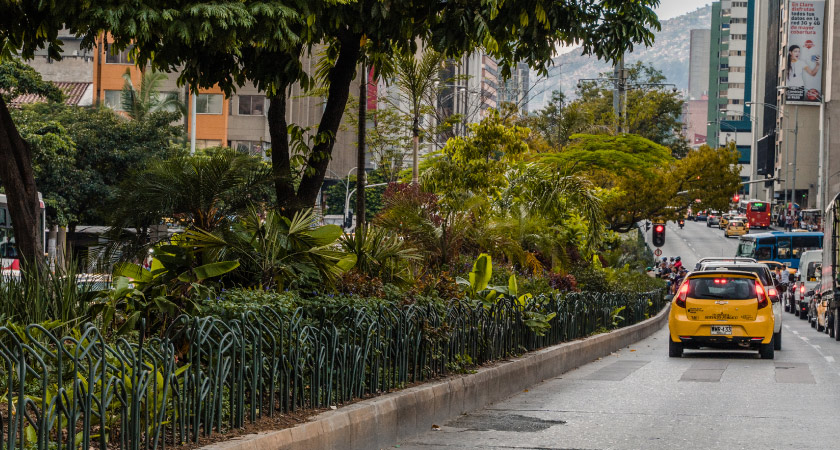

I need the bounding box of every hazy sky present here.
[655,0,710,20]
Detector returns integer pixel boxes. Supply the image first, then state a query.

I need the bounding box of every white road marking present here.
[792,330,800,335]
[826,356,835,363]
[784,324,791,329]
[813,345,821,349]
[801,336,810,341]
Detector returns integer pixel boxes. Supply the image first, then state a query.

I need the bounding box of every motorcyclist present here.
[678,218,685,229]
[673,256,683,272]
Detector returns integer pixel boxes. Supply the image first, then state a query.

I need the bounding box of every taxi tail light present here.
[768,286,778,298]
[755,281,769,309]
[676,283,689,308]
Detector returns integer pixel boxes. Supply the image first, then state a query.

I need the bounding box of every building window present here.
[719,77,729,83]
[720,63,729,70]
[732,1,748,7]
[156,92,181,112]
[235,140,269,157]
[105,46,134,64]
[195,139,222,149]
[103,90,126,111]
[730,99,742,105]
[730,34,747,40]
[730,18,747,24]
[238,95,266,116]
[729,50,745,56]
[196,94,223,114]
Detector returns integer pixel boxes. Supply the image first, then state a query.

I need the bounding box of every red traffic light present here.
[733,194,740,202]
[655,225,664,232]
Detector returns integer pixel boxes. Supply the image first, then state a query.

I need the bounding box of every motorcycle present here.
[678,219,685,229]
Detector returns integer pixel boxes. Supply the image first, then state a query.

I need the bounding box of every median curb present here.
[202,304,671,450]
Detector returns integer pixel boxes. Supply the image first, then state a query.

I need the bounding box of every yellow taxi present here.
[669,271,775,359]
[724,219,748,237]
[719,213,732,229]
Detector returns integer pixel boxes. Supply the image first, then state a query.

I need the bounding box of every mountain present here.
[529,5,712,110]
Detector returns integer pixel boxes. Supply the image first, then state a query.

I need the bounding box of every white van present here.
[794,250,822,320]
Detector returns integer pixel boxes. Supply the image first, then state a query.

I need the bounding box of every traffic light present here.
[733,194,740,203]
[652,223,666,247]
[645,221,651,231]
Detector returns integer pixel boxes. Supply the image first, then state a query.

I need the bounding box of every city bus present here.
[1,193,46,275]
[744,200,771,229]
[735,231,823,270]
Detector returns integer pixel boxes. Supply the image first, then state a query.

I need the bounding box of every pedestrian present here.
[785,213,794,232]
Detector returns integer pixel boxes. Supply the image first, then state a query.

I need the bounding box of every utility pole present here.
[791,105,799,209]
[356,62,368,232]
[613,55,625,133]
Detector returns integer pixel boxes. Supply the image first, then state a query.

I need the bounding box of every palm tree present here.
[390,48,446,184]
[110,148,273,234]
[120,68,185,121]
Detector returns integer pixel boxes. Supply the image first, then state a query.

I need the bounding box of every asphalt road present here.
[397,221,840,450]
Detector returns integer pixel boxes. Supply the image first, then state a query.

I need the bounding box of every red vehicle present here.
[745,200,770,229]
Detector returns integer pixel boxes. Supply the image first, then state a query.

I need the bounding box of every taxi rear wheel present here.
[759,337,775,359]
[773,331,781,350]
[668,339,683,358]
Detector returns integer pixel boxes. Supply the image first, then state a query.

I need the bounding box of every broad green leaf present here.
[469,253,492,293]
[193,260,240,281]
[307,224,342,246]
[508,274,518,297]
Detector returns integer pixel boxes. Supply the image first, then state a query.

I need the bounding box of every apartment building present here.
[89,41,361,178]
[707,0,754,192]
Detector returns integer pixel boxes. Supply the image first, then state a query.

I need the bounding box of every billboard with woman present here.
[785,1,824,104]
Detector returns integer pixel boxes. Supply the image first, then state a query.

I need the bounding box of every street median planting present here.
[0,290,665,450]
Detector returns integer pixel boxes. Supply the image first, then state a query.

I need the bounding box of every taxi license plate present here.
[711,325,732,335]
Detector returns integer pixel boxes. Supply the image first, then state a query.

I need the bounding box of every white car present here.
[698,262,783,350]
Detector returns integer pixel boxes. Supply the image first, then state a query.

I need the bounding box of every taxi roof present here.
[687,270,760,279]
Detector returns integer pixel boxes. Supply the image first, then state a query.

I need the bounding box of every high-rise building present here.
[688,29,711,100]
[772,0,824,209]
[686,29,711,148]
[747,0,781,203]
[707,0,754,192]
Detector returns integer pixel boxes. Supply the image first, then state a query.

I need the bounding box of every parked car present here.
[697,262,782,350]
[795,250,823,322]
[668,270,775,358]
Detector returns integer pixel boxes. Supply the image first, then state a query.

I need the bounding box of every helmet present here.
[669,257,674,261]
[675,256,681,261]
[662,257,667,261]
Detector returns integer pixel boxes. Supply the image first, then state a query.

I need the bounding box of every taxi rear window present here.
[688,277,757,300]
[705,266,771,285]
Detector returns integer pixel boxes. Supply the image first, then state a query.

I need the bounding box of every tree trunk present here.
[412,116,420,185]
[356,62,367,230]
[266,35,361,218]
[0,95,43,268]
[293,33,361,214]
[267,88,297,213]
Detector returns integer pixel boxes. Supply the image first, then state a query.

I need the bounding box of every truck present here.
[819,193,840,339]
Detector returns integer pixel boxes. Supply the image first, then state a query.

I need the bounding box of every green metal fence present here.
[0,290,665,449]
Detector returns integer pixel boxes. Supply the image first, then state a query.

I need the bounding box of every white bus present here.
[0,193,46,275]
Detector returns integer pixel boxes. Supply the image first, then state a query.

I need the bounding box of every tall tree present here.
[120,69,186,121]
[389,48,446,184]
[80,0,660,217]
[0,58,63,266]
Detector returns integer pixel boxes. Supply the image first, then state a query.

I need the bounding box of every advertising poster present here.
[784,1,825,104]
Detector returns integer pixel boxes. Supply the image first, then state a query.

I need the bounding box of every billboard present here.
[784,1,825,104]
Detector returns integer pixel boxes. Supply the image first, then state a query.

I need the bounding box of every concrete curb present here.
[202,304,671,450]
